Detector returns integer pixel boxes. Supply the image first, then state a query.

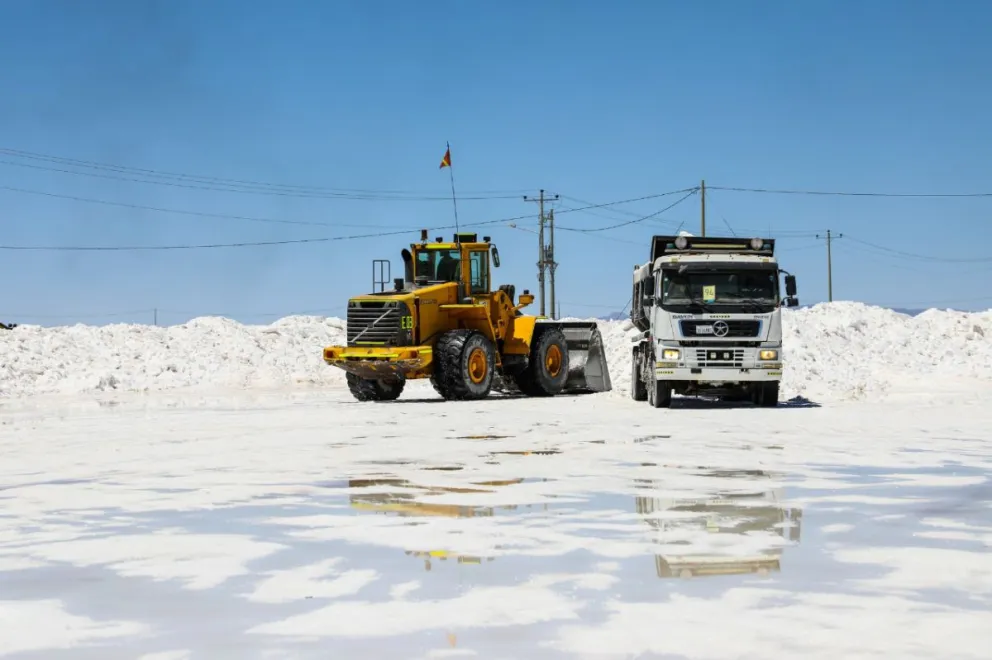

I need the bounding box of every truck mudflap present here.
[548,320,613,393]
[323,345,432,380]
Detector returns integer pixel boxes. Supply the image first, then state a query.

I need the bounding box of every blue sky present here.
[1,0,990,326]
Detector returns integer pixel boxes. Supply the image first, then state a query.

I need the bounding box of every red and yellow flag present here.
[439,145,451,169]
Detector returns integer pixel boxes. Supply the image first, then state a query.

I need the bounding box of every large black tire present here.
[756,381,780,408]
[631,346,647,401]
[646,347,672,408]
[647,375,672,408]
[346,372,405,402]
[512,326,569,397]
[430,330,496,401]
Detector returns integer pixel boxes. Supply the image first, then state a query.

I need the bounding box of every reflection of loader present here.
[323,231,612,401]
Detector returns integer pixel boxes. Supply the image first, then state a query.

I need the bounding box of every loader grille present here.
[680,320,760,338]
[347,301,404,346]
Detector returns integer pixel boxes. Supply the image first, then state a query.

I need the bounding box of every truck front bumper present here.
[654,365,782,382]
[323,345,433,379]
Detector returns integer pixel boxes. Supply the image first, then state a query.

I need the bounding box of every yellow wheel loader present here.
[322,230,612,402]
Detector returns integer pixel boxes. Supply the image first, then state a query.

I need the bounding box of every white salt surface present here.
[1,387,990,658]
[2,302,990,402]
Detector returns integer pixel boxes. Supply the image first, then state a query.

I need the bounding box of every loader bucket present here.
[546,320,613,393]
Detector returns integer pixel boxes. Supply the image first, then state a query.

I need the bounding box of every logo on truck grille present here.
[680,319,761,338]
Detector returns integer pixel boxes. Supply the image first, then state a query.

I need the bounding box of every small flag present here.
[439,145,451,169]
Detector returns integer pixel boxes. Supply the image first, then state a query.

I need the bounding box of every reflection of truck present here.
[630,235,799,408]
[636,480,802,579]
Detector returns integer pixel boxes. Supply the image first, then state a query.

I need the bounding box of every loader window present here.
[415,249,461,283]
[469,250,489,294]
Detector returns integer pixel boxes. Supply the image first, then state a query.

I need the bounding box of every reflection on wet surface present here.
[635,469,802,579]
[3,392,991,658]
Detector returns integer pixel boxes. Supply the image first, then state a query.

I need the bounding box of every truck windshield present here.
[661,269,779,311]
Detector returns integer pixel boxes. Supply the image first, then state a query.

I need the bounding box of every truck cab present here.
[630,235,799,408]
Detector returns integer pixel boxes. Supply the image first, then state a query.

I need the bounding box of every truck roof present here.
[650,235,775,262]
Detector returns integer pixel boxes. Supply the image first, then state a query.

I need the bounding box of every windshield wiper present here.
[686,294,717,313]
[730,297,772,312]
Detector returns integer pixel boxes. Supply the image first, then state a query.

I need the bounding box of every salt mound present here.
[0,315,347,398]
[599,301,992,402]
[1,302,989,401]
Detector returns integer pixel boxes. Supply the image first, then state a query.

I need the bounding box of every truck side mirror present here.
[642,275,655,305]
[784,297,799,308]
[491,245,500,268]
[784,274,797,297]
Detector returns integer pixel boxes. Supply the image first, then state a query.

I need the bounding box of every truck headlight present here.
[662,349,680,360]
[759,350,778,360]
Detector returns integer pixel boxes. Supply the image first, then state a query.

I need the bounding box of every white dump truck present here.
[630,234,799,408]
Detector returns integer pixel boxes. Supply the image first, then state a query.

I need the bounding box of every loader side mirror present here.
[784,274,797,297]
[491,245,500,267]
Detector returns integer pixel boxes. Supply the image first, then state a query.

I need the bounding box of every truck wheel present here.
[757,382,780,408]
[631,346,647,401]
[647,375,672,408]
[346,373,405,402]
[431,329,496,400]
[512,326,569,397]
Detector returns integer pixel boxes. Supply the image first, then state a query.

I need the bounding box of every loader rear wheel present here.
[513,326,569,397]
[431,330,495,401]
[346,373,405,402]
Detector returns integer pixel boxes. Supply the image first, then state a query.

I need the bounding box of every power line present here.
[708,184,992,198]
[0,158,522,202]
[0,185,398,229]
[0,147,530,198]
[0,188,700,251]
[844,236,992,263]
[558,189,699,233]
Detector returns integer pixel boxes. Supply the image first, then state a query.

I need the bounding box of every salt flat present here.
[2,381,991,659]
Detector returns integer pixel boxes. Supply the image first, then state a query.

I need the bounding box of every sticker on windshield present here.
[702,285,716,302]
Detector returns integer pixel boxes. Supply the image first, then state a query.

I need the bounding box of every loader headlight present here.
[759,350,778,360]
[674,236,688,249]
[662,349,680,360]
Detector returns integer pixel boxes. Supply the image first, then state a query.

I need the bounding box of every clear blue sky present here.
[1,0,990,326]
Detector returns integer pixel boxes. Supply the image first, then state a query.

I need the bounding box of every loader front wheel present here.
[513,326,569,397]
[346,373,405,402]
[431,330,495,401]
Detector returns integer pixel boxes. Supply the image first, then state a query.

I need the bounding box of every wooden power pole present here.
[547,208,557,319]
[700,179,706,237]
[523,189,559,316]
[815,229,844,302]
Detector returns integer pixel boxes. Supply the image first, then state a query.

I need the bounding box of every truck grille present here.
[347,301,403,346]
[692,348,746,368]
[680,320,760,338]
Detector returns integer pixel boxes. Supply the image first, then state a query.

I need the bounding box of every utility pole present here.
[523,189,559,316]
[700,179,706,237]
[547,207,558,319]
[815,230,844,302]
[153,308,158,326]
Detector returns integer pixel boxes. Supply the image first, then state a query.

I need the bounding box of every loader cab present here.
[404,231,500,297]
